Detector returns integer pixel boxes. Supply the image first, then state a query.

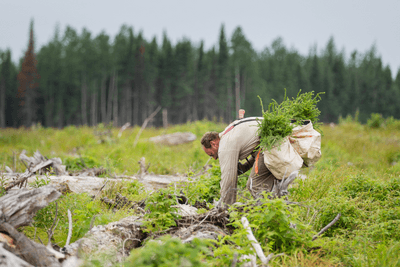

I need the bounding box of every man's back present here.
[218,117,262,204]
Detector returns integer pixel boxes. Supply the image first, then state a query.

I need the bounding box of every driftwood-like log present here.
[20,150,66,176]
[0,185,61,228]
[0,243,34,267]
[241,217,267,264]
[5,151,67,191]
[149,132,196,146]
[0,222,61,267]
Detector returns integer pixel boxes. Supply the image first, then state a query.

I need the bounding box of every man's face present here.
[202,140,219,159]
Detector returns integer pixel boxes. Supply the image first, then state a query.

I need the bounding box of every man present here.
[201,117,278,205]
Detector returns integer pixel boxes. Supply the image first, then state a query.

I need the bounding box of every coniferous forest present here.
[1,21,400,128]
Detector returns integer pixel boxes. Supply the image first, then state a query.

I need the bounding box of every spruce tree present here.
[17,19,39,127]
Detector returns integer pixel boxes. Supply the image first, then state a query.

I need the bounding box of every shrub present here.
[143,187,180,232]
[182,163,221,205]
[367,113,384,128]
[314,195,364,237]
[340,174,388,201]
[125,235,212,267]
[229,192,313,253]
[64,155,101,171]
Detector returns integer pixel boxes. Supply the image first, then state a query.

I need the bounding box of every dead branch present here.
[241,216,267,264]
[47,202,58,245]
[312,213,341,241]
[138,157,147,178]
[4,170,35,191]
[118,122,131,138]
[133,106,161,147]
[66,209,72,247]
[94,178,109,199]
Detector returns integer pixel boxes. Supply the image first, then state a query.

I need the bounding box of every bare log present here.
[0,222,61,267]
[0,185,61,228]
[149,132,196,146]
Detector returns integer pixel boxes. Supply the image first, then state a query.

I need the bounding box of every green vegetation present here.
[1,116,400,266]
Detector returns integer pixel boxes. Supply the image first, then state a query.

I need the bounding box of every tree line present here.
[1,21,400,128]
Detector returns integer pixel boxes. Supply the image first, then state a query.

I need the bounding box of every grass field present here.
[1,116,400,266]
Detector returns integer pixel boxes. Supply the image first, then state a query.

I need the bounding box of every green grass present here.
[2,117,400,266]
[0,120,226,175]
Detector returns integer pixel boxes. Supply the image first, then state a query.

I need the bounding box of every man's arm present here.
[219,149,240,205]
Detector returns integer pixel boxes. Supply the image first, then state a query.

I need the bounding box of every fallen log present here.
[63,215,145,265]
[149,132,196,146]
[0,243,34,267]
[0,185,61,228]
[0,222,61,267]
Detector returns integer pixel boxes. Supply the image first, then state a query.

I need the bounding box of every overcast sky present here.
[1,0,400,77]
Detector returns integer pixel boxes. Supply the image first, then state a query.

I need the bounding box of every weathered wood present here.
[149,132,196,145]
[241,216,267,264]
[273,170,298,198]
[0,185,61,228]
[20,150,66,175]
[0,222,61,267]
[63,216,145,265]
[4,170,34,191]
[5,151,66,191]
[0,243,34,267]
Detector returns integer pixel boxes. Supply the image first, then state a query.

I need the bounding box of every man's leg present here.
[246,151,278,198]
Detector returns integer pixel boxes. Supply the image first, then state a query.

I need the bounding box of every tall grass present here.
[0,120,226,175]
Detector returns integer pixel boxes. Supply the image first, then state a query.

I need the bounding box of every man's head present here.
[201,132,220,159]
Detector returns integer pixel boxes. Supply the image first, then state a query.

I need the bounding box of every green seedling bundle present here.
[257,90,324,151]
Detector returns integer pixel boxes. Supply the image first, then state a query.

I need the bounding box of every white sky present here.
[1,0,400,77]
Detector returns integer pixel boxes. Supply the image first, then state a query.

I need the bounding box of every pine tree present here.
[217,24,231,121]
[17,20,39,127]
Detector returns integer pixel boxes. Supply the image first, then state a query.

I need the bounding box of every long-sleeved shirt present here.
[218,117,263,204]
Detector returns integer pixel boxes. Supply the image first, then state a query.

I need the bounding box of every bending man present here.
[201,117,278,205]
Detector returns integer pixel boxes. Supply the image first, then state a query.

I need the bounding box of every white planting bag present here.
[263,136,303,180]
[289,121,321,167]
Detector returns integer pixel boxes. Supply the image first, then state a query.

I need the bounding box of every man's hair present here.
[201,131,219,148]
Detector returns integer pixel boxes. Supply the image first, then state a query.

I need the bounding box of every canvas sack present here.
[263,136,304,180]
[289,120,321,167]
